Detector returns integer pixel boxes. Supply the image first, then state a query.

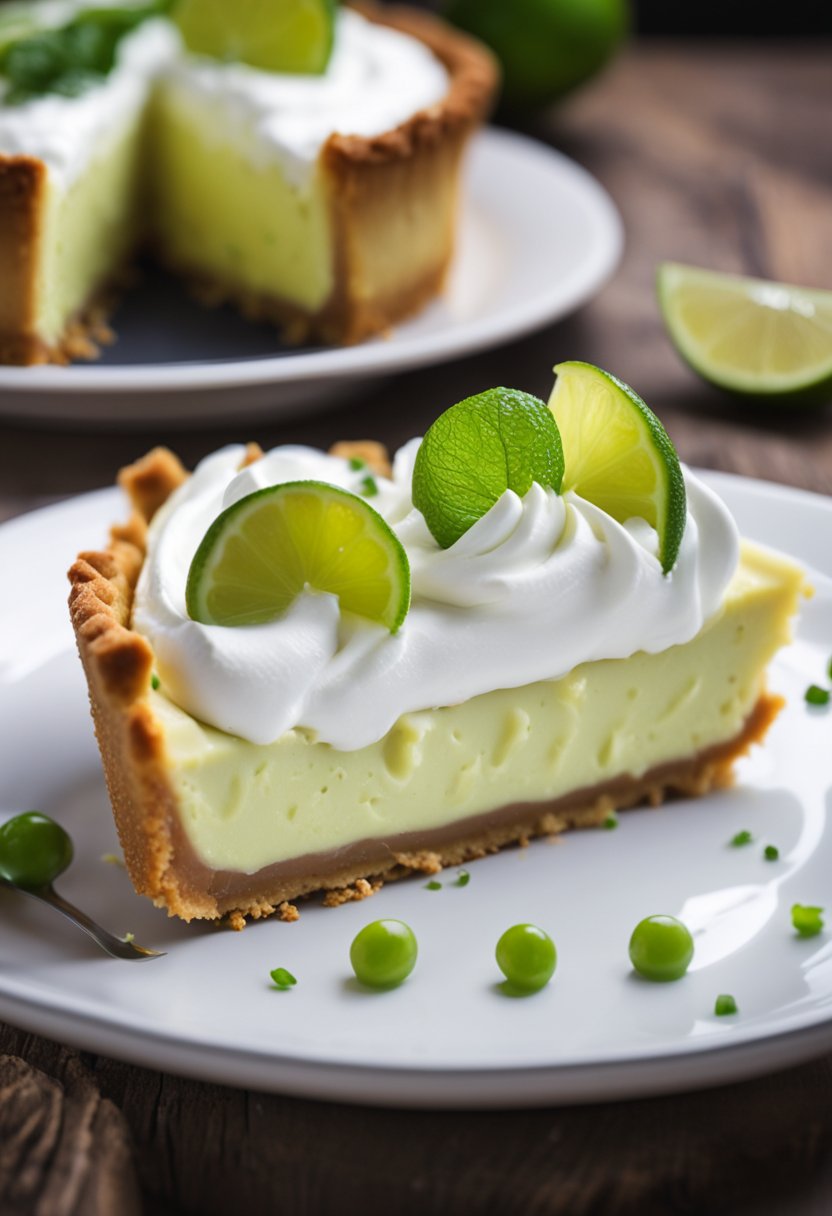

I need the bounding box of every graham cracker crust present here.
[69,446,787,928]
[1,3,498,364]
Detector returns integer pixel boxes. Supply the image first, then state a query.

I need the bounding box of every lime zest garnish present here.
[714,994,738,1016]
[763,844,779,862]
[150,673,161,690]
[603,813,619,830]
[658,262,832,404]
[412,388,564,550]
[360,475,378,498]
[349,457,366,471]
[425,880,442,891]
[792,904,824,938]
[269,966,297,989]
[185,480,411,634]
[174,0,336,75]
[729,830,753,847]
[0,1,172,104]
[453,869,470,887]
[805,684,830,706]
[549,361,686,574]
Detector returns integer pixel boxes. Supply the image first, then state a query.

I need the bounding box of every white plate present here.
[0,472,830,1109]
[0,128,622,426]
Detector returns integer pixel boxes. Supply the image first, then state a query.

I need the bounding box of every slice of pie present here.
[0,3,497,365]
[67,377,807,926]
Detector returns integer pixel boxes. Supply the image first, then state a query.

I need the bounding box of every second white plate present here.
[0,128,622,426]
[0,473,830,1108]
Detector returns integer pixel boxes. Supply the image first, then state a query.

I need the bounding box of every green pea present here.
[0,812,74,888]
[349,919,418,989]
[629,914,694,982]
[495,923,557,992]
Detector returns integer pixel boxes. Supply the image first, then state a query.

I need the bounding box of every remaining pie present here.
[0,2,497,365]
[67,370,807,926]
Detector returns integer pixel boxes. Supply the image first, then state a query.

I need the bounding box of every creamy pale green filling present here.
[148,80,334,312]
[35,114,146,343]
[151,543,805,875]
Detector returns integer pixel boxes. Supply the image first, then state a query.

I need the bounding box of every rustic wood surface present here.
[0,40,831,1216]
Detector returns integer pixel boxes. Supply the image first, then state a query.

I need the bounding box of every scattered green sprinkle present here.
[269,967,297,989]
[730,830,753,847]
[763,844,779,862]
[360,475,378,498]
[123,932,135,944]
[792,904,825,938]
[150,673,161,691]
[805,684,830,706]
[348,457,366,471]
[425,880,442,891]
[603,813,619,830]
[101,852,125,868]
[454,869,470,887]
[714,993,738,1016]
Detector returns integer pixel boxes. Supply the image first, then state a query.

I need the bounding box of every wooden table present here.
[1,42,831,1216]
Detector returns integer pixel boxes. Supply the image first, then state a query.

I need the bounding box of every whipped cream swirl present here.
[133,441,740,751]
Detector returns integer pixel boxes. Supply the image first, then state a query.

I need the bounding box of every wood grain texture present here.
[0,41,830,1216]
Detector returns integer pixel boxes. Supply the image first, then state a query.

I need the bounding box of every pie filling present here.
[152,542,803,878]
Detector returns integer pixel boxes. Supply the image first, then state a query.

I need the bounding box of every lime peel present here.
[548,360,686,574]
[185,480,411,633]
[173,0,336,74]
[412,387,565,550]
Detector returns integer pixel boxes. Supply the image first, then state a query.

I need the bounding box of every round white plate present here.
[0,472,830,1109]
[0,128,622,426]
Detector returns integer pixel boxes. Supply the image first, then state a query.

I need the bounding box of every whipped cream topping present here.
[133,442,741,752]
[0,18,179,189]
[159,8,450,189]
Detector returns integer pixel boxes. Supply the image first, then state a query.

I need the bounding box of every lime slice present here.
[658,262,832,404]
[412,387,565,550]
[173,0,336,74]
[548,361,686,574]
[186,481,411,632]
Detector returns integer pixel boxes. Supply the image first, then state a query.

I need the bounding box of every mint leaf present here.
[412,388,564,549]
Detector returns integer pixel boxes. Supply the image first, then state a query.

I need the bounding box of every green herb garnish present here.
[763,844,779,862]
[454,869,470,887]
[150,673,161,691]
[805,684,830,707]
[269,966,297,989]
[729,830,753,847]
[360,475,378,498]
[603,813,619,830]
[792,904,824,938]
[714,993,738,1016]
[1,2,172,105]
[348,457,366,471]
[425,880,442,891]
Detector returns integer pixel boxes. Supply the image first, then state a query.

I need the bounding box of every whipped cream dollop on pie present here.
[133,442,740,750]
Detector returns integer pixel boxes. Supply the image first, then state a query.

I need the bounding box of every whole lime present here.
[444,0,629,109]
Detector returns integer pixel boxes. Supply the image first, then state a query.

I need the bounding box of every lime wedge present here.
[412,387,564,550]
[658,262,832,403]
[173,0,336,74]
[548,361,686,574]
[186,481,411,632]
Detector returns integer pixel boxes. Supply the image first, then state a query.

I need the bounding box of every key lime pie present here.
[68,362,807,924]
[0,0,496,364]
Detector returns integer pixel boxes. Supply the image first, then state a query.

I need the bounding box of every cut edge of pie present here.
[68,446,806,927]
[0,2,499,365]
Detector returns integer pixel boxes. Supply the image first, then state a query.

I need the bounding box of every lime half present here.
[173,0,336,74]
[658,262,832,404]
[549,361,686,574]
[186,481,411,632]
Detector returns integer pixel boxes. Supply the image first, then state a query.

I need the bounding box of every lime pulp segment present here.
[173,0,336,74]
[548,360,686,574]
[185,481,411,632]
[658,262,832,401]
